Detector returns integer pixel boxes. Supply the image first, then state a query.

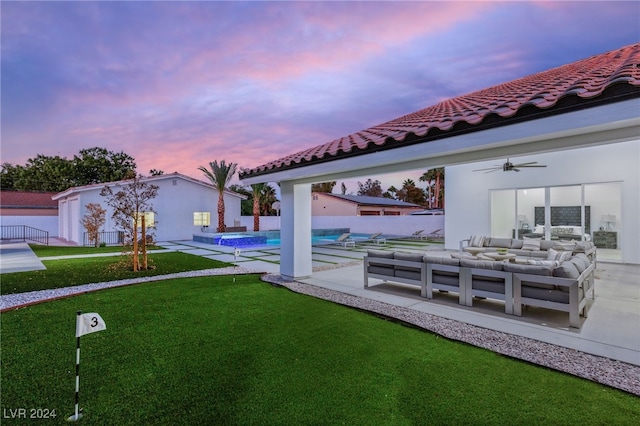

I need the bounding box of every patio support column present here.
[279,181,312,280]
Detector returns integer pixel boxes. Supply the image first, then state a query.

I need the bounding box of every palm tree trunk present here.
[253,196,260,231]
[217,192,225,232]
[435,173,441,209]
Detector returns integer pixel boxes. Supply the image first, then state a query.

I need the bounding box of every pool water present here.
[267,234,370,246]
[194,229,369,248]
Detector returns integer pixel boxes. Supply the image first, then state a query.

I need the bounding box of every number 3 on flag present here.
[76,313,107,337]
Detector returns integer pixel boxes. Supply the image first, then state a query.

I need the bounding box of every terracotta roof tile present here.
[0,191,59,208]
[241,43,640,179]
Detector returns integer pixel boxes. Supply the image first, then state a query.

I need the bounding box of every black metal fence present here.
[0,225,49,245]
[83,231,124,247]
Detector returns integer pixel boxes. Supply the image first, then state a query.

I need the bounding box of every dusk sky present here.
[2,1,639,192]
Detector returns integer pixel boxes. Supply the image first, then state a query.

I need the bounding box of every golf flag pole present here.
[233,248,241,282]
[68,311,106,422]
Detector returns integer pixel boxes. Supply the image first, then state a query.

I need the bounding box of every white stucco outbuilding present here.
[239,44,640,279]
[53,172,246,245]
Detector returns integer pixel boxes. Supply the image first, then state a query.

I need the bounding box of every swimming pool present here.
[193,228,367,248]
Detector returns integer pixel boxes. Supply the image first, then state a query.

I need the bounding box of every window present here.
[134,212,155,228]
[194,212,211,226]
[491,182,622,262]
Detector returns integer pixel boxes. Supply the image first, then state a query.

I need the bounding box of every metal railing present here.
[1,225,49,245]
[83,231,125,247]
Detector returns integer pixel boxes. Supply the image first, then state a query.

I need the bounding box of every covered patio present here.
[240,44,640,280]
[237,44,640,387]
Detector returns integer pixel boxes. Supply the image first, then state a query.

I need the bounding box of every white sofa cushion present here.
[522,238,541,251]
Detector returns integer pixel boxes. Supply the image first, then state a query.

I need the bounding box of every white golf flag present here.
[76,313,107,337]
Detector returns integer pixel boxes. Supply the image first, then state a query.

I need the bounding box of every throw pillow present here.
[553,262,580,279]
[522,238,541,251]
[547,248,572,262]
[469,235,486,247]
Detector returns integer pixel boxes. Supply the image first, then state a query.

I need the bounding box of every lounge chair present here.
[352,232,386,245]
[320,233,355,248]
[410,230,427,240]
[428,229,443,239]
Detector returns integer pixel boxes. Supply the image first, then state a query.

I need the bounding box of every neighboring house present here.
[312,193,422,216]
[240,43,640,279]
[0,190,59,236]
[52,173,246,245]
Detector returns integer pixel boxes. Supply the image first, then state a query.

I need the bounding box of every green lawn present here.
[29,244,165,257]
[0,252,230,295]
[1,275,638,425]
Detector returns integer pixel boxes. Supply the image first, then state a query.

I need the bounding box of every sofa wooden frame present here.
[363,256,467,304]
[462,267,513,314]
[363,254,596,328]
[363,256,427,297]
[512,263,596,328]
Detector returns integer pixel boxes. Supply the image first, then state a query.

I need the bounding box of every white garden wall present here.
[240,214,444,238]
[0,216,59,236]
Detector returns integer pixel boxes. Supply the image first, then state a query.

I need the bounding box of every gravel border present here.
[262,273,640,396]
[0,267,256,311]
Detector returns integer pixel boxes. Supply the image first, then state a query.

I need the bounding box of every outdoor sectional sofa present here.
[363,247,596,328]
[460,236,596,262]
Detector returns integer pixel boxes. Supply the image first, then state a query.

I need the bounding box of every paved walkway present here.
[0,242,46,273]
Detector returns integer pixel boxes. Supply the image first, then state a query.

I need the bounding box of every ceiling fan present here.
[473,159,547,173]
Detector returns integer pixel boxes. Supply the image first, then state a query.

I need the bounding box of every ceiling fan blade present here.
[473,167,501,172]
[518,165,547,168]
[513,162,538,167]
[513,168,521,172]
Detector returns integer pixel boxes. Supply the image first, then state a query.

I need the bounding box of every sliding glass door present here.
[491,182,622,262]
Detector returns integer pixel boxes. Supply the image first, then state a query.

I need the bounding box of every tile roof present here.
[240,43,640,179]
[319,193,421,207]
[0,190,59,209]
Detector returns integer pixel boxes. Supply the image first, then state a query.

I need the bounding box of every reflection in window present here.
[194,212,211,226]
[134,212,155,228]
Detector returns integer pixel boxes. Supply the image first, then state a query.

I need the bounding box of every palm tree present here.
[250,183,266,231]
[419,171,434,208]
[260,184,278,216]
[311,181,336,193]
[198,160,237,232]
[420,168,444,208]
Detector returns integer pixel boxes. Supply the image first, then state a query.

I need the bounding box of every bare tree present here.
[100,175,159,271]
[81,203,106,247]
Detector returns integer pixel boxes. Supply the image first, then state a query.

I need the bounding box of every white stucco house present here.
[312,193,423,216]
[53,172,246,245]
[239,43,640,279]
